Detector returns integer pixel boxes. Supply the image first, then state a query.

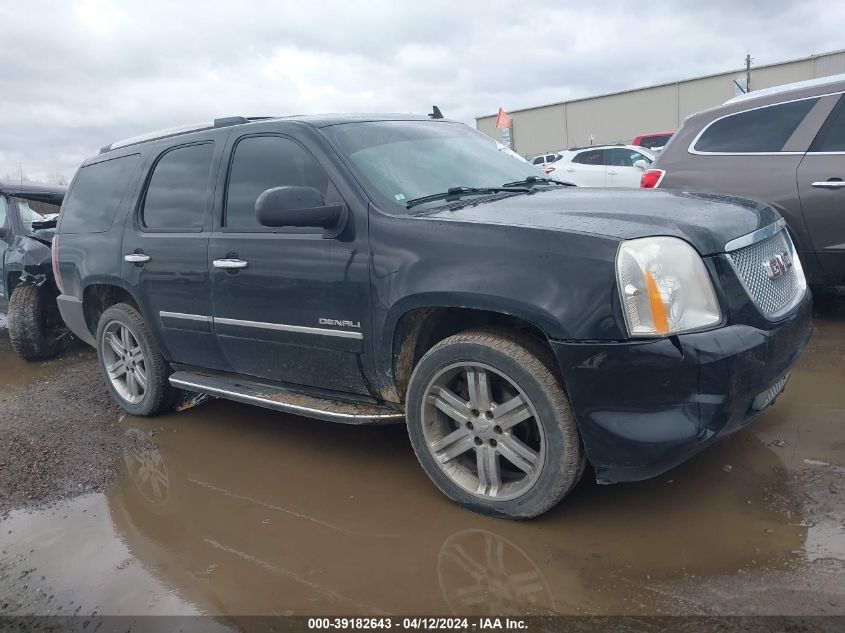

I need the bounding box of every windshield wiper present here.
[501,175,572,188]
[405,186,528,209]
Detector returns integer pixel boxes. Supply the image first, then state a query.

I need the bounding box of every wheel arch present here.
[385,296,562,404]
[81,281,143,339]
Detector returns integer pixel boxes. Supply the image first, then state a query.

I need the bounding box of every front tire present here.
[96,303,175,416]
[406,328,584,519]
[8,283,70,361]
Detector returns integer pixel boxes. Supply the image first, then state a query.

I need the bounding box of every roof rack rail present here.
[100,116,257,154]
[567,142,627,151]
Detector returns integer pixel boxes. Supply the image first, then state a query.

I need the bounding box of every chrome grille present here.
[727,228,803,319]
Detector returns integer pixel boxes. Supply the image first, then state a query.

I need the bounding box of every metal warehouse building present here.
[475,48,845,158]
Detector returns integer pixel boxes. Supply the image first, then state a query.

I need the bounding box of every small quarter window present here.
[810,95,845,152]
[142,143,213,230]
[0,197,7,232]
[225,136,328,229]
[693,98,819,153]
[61,154,140,234]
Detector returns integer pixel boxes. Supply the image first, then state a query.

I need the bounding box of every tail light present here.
[640,168,665,189]
[51,235,64,294]
[544,166,555,175]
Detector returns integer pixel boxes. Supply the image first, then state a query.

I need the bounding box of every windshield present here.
[322,121,544,211]
[639,134,672,149]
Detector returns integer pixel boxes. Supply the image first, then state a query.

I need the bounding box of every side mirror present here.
[255,186,348,238]
[633,159,649,171]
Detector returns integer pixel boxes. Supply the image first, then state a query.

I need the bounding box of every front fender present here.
[366,209,626,398]
[4,236,54,291]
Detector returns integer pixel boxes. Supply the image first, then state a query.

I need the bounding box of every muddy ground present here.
[0,293,843,624]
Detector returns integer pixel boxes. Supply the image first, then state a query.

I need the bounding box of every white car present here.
[530,152,563,168]
[543,145,655,187]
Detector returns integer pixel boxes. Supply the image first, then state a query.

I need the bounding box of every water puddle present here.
[1,296,843,617]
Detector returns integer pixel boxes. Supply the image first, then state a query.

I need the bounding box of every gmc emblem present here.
[763,251,793,279]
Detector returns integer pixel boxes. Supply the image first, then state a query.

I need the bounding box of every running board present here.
[169,371,406,425]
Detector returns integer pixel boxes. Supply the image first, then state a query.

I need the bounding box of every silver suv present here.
[645,73,845,285]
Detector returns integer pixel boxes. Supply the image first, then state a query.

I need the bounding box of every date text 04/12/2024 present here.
[307,617,528,630]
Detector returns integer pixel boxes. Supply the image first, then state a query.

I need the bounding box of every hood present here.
[418,188,781,255]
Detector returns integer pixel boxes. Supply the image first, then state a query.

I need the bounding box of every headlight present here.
[616,236,722,337]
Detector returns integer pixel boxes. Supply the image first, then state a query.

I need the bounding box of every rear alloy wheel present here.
[102,320,148,405]
[406,328,584,519]
[96,303,175,416]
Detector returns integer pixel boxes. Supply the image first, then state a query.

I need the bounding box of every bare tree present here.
[46,173,69,186]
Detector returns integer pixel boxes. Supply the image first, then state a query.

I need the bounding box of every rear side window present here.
[810,96,845,152]
[0,197,7,232]
[142,143,214,230]
[225,136,328,229]
[610,148,652,167]
[60,154,140,234]
[573,149,607,165]
[693,98,819,153]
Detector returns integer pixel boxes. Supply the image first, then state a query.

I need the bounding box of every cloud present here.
[1,0,843,180]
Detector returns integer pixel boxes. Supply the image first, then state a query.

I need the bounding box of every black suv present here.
[56,115,812,519]
[0,181,67,359]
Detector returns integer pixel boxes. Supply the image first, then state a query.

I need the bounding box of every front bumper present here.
[552,290,813,484]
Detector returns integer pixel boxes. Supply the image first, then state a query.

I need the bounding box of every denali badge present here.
[763,251,793,279]
[319,318,361,328]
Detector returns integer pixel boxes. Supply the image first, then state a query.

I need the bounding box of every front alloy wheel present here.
[423,362,545,501]
[406,328,584,519]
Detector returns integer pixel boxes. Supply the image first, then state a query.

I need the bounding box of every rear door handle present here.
[607,169,618,175]
[812,180,845,190]
[124,253,151,263]
[213,258,249,269]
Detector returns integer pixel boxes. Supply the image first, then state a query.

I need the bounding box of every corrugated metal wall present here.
[477,49,845,157]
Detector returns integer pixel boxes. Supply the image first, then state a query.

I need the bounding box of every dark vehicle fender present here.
[4,236,55,294]
[67,278,167,353]
[377,292,565,398]
[366,215,626,402]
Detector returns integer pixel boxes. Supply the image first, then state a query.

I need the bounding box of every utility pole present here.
[745,54,752,93]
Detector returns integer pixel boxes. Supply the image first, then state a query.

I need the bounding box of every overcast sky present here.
[1,0,843,182]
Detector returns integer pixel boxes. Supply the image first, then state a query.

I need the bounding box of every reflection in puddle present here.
[438,529,554,615]
[124,427,171,507]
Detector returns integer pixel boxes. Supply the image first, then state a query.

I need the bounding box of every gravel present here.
[0,325,127,518]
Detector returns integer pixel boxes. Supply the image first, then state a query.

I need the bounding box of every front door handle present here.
[213,258,249,269]
[125,253,151,263]
[607,169,618,175]
[812,179,845,190]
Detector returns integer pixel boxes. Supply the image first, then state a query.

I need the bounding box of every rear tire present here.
[8,284,70,361]
[406,328,584,519]
[96,303,176,416]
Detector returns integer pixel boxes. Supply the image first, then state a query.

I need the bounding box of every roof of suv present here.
[725,72,845,105]
[100,113,445,154]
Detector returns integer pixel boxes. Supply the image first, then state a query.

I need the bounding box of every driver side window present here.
[225,135,329,229]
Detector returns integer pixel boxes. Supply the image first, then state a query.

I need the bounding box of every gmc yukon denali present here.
[54,115,812,519]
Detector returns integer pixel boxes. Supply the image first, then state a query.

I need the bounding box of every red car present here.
[631,132,674,151]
